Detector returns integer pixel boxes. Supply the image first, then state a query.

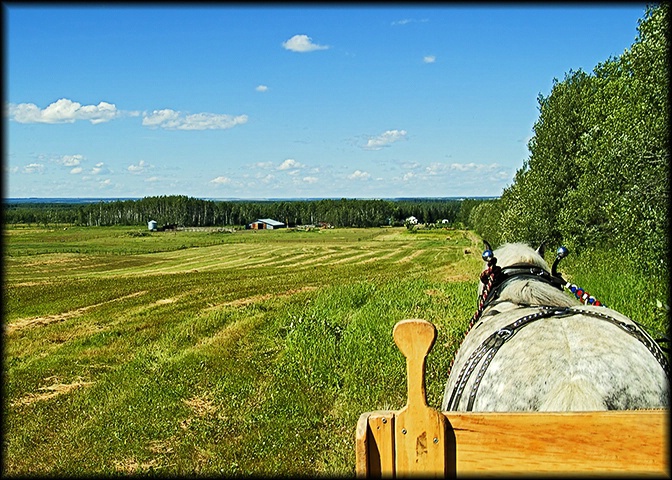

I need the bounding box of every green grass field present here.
[3,225,668,476]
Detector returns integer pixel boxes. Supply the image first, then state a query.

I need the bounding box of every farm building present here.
[148,220,158,231]
[248,218,285,230]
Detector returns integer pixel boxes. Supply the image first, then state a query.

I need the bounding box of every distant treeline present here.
[4,196,493,229]
[469,5,668,276]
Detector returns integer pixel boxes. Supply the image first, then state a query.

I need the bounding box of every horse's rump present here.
[442,302,668,412]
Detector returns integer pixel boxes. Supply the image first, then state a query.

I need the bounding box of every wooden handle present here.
[393,319,436,409]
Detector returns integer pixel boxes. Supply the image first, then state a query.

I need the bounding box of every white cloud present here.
[91,162,111,175]
[348,170,371,180]
[7,98,120,124]
[210,176,232,185]
[391,18,429,26]
[23,163,44,174]
[278,158,303,170]
[450,162,488,171]
[255,161,274,169]
[142,109,248,130]
[59,154,84,167]
[142,109,179,127]
[145,176,160,183]
[303,176,318,184]
[128,160,150,174]
[363,129,408,150]
[282,34,329,52]
[423,55,436,63]
[70,167,83,174]
[256,85,269,92]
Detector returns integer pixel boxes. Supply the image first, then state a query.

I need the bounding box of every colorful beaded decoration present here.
[553,246,605,307]
[564,282,603,306]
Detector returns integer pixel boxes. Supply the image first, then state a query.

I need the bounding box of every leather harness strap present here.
[446,305,670,412]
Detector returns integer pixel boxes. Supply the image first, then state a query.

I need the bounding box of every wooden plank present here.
[393,319,448,477]
[371,412,396,477]
[356,411,395,478]
[443,410,668,475]
[355,412,371,478]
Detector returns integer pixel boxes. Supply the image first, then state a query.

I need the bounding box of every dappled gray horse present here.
[442,242,669,412]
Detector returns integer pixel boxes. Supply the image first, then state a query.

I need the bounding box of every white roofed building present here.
[248,218,286,230]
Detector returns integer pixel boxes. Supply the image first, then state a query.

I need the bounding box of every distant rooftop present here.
[256,218,285,226]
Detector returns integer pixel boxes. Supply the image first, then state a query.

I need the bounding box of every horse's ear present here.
[536,241,546,258]
[483,240,492,252]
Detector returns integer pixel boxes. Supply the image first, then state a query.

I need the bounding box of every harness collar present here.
[481,263,566,311]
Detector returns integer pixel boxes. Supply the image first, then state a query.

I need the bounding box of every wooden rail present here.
[355,319,668,477]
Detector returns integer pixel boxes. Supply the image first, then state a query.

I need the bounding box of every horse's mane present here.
[488,243,579,308]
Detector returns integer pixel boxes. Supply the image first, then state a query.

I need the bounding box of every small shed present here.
[248,218,285,230]
[148,220,158,231]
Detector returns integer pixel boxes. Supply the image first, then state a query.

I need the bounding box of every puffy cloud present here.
[70,167,83,174]
[303,176,318,184]
[59,154,84,166]
[91,162,111,175]
[128,160,150,174]
[348,170,371,180]
[210,176,232,185]
[23,163,44,174]
[142,109,248,130]
[363,129,407,150]
[141,109,178,127]
[256,85,269,92]
[423,55,436,63]
[278,158,303,170]
[282,34,329,52]
[7,98,120,124]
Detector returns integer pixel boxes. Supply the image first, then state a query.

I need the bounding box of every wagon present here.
[355,319,668,477]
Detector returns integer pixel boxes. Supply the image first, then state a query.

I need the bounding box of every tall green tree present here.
[477,4,668,276]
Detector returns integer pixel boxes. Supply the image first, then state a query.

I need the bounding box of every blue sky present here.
[5,4,647,199]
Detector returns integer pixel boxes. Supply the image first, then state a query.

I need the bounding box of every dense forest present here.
[469,4,668,276]
[3,196,489,230]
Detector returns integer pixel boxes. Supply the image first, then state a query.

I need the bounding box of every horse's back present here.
[442,305,669,412]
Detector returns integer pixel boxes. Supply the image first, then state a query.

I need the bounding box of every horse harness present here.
[445,262,670,412]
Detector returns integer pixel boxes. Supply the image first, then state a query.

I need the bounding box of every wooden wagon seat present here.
[355,319,668,477]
